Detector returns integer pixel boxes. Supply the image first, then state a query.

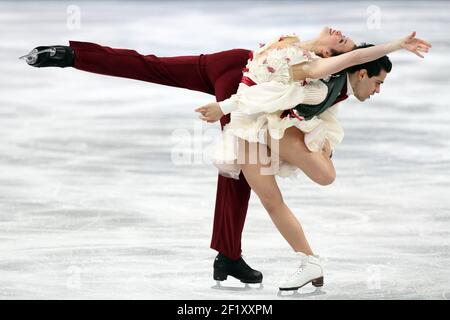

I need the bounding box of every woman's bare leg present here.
[239,140,313,255]
[267,127,336,186]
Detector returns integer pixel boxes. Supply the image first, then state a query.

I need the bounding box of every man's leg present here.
[204,62,252,260]
[26,41,216,95]
[202,51,262,283]
[70,41,217,94]
[211,172,251,259]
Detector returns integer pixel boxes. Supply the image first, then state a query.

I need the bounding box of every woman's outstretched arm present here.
[291,31,431,81]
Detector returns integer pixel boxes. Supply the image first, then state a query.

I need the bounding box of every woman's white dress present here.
[209,34,346,180]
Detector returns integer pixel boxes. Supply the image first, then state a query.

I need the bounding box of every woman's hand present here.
[195,102,224,123]
[399,31,432,58]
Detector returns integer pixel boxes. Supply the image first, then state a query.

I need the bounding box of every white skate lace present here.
[287,260,308,280]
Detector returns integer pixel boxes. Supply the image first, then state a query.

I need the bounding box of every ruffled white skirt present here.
[209,108,344,180]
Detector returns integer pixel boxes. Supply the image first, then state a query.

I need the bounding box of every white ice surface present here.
[0,0,449,299]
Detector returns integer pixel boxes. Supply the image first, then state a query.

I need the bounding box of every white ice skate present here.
[278,252,324,291]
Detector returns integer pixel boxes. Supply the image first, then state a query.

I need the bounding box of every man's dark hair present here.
[346,43,392,77]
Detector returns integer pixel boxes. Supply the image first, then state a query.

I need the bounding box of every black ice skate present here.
[19,46,74,68]
[212,253,263,289]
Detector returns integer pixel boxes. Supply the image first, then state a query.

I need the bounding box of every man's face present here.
[353,69,388,102]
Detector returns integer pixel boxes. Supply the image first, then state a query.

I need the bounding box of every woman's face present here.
[317,26,356,57]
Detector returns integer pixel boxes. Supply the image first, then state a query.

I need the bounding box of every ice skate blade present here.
[277,287,326,298]
[279,276,324,291]
[212,281,264,291]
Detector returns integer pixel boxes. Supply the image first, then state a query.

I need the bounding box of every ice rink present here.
[0,0,449,299]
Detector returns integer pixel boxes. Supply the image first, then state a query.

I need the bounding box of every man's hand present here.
[195,102,224,123]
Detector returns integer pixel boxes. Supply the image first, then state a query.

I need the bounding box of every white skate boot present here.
[279,252,324,291]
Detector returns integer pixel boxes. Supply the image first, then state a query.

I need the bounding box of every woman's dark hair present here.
[329,44,358,57]
[346,43,392,77]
